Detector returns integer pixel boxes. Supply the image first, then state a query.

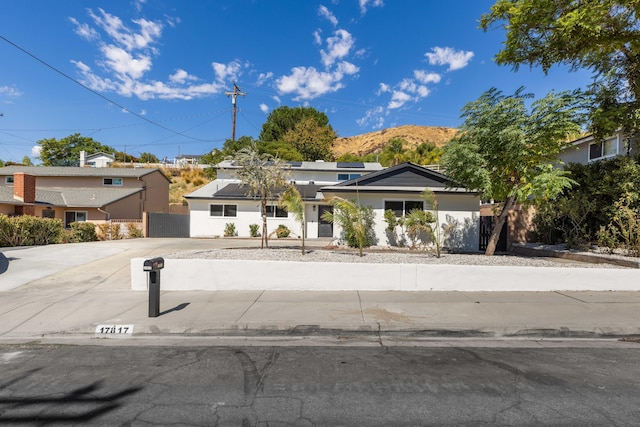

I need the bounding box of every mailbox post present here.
[143,257,164,317]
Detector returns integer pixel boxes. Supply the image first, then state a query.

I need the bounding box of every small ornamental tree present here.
[233,144,290,248]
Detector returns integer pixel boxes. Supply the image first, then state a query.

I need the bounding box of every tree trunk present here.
[261,199,268,249]
[484,196,516,256]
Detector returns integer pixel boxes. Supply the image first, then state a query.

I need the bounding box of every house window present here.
[210,204,237,217]
[588,137,618,162]
[4,176,14,184]
[64,211,87,228]
[337,173,361,181]
[266,205,288,218]
[384,200,424,217]
[103,178,123,186]
[42,209,55,219]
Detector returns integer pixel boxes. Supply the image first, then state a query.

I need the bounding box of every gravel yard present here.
[163,246,629,268]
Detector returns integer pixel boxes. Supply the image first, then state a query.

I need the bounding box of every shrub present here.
[276,224,290,238]
[69,222,98,242]
[534,156,640,251]
[0,215,64,246]
[224,223,237,237]
[249,223,260,237]
[126,223,144,238]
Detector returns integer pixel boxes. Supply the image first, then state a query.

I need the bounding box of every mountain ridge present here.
[332,125,458,158]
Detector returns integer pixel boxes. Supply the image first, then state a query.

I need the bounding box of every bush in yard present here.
[0,215,64,246]
[224,223,237,237]
[126,223,144,238]
[69,222,98,242]
[534,155,640,251]
[276,224,290,238]
[249,223,260,237]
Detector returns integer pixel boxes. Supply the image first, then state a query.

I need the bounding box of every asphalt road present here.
[2,343,640,425]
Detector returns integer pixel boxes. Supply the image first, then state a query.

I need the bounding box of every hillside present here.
[332,125,458,158]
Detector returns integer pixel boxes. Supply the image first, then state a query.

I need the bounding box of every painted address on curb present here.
[95,324,134,336]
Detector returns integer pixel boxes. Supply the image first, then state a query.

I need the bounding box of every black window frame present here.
[209,204,237,217]
[384,200,424,217]
[265,205,288,218]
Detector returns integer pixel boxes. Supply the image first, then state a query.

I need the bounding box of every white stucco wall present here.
[325,192,479,251]
[189,198,305,238]
[131,258,639,291]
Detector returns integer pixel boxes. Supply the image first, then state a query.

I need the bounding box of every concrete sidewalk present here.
[1,239,639,344]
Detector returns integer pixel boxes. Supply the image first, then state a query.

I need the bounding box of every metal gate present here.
[479,216,508,252]
[147,212,190,238]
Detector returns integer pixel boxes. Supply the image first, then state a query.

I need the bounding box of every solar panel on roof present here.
[337,162,365,168]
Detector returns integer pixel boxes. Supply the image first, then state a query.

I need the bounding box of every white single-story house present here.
[185,160,480,251]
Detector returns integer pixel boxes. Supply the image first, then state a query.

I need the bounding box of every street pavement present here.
[1,238,639,345]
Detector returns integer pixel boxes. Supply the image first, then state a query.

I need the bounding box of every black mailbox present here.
[144,257,164,317]
[143,257,164,271]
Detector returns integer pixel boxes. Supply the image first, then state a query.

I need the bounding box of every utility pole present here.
[225,83,245,141]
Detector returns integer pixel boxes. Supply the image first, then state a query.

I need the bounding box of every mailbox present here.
[143,257,164,271]
[143,257,164,317]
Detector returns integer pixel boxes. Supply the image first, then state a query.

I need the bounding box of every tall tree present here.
[38,134,115,166]
[139,152,159,163]
[282,116,336,161]
[259,106,334,143]
[233,144,290,248]
[442,88,584,255]
[481,0,640,146]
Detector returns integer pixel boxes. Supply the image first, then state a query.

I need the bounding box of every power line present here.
[0,34,210,142]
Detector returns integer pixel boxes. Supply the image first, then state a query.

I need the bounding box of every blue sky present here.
[0,0,594,163]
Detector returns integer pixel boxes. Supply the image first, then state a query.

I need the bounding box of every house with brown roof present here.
[0,166,170,228]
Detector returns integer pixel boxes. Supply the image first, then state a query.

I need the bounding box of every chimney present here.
[13,173,36,216]
[80,150,86,167]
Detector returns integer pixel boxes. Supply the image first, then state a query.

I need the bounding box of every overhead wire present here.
[0,34,211,142]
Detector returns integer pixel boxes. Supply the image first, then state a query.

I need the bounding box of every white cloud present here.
[212,60,243,83]
[87,8,162,51]
[377,83,390,94]
[272,95,281,104]
[169,69,198,84]
[276,62,358,101]
[318,5,338,26]
[69,17,99,41]
[359,0,384,14]
[414,70,441,84]
[101,44,152,79]
[256,72,273,86]
[31,145,41,157]
[320,29,354,68]
[357,106,384,128]
[388,90,412,109]
[425,46,474,71]
[313,30,322,46]
[0,85,23,98]
[70,7,238,100]
[259,103,269,114]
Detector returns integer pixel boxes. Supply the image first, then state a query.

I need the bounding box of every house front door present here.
[318,205,333,237]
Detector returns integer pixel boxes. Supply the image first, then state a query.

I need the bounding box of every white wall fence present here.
[131,258,639,292]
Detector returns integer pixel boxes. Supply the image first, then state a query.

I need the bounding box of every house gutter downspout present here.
[98,207,111,221]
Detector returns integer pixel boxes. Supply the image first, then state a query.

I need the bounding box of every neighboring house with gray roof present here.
[186,160,480,250]
[0,166,170,228]
[559,130,638,165]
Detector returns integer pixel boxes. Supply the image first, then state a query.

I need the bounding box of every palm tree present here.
[321,196,375,257]
[279,185,306,255]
